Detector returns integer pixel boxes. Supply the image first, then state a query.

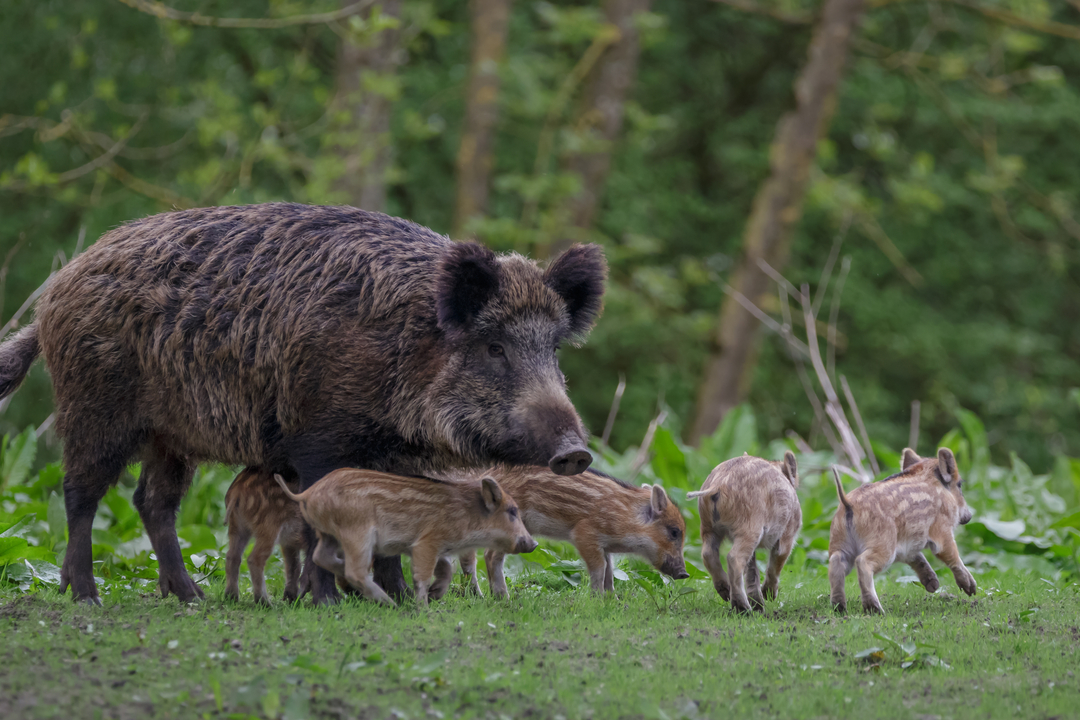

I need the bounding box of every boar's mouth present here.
[659,555,689,580]
[499,406,592,475]
[959,508,973,525]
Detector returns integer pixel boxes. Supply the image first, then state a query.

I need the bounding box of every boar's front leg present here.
[603,554,615,593]
[459,551,483,596]
[484,549,509,599]
[906,553,940,594]
[133,445,203,602]
[570,527,609,594]
[410,544,441,607]
[933,533,976,597]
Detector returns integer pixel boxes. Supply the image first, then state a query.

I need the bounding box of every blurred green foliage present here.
[1,0,1079,474]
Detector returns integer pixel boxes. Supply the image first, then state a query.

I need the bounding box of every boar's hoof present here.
[831,601,847,614]
[714,583,730,601]
[923,577,940,594]
[549,449,592,476]
[862,602,884,615]
[73,594,104,607]
[960,575,977,596]
[160,574,205,602]
[730,600,752,614]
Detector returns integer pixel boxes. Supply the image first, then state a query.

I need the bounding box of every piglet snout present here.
[959,507,973,525]
[515,536,538,554]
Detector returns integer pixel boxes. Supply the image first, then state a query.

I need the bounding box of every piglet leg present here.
[484,549,509,599]
[934,534,977,596]
[701,532,730,602]
[907,553,940,593]
[828,552,852,613]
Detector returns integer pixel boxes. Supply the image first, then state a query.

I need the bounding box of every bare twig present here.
[104,161,196,208]
[115,0,376,29]
[812,211,852,316]
[722,282,811,358]
[785,430,813,455]
[840,374,879,476]
[707,0,811,24]
[908,399,921,452]
[601,373,626,447]
[826,255,851,380]
[35,413,56,439]
[629,409,669,481]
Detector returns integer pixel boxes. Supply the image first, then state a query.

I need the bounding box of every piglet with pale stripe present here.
[828,447,976,615]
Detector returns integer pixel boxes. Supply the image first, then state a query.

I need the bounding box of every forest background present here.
[2,0,1079,483]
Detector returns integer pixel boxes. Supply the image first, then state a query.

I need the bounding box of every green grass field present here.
[2,564,1077,720]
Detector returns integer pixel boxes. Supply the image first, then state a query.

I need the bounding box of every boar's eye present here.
[488,343,505,358]
[667,526,681,541]
[508,506,518,519]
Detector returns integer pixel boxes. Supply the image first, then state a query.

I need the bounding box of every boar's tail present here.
[274,473,303,503]
[831,467,853,519]
[0,324,40,400]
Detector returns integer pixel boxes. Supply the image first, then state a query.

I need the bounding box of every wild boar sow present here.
[0,203,605,605]
[828,448,976,614]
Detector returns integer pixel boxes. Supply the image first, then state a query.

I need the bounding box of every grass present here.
[2,563,1078,720]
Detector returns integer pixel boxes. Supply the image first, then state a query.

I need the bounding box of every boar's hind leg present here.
[745,555,766,610]
[340,532,396,607]
[133,445,202,602]
[725,535,761,613]
[764,537,796,601]
[246,531,278,605]
[907,553,940,594]
[828,552,852,613]
[603,554,615,593]
[281,539,304,602]
[701,532,729,602]
[854,548,889,614]
[59,441,136,605]
[225,521,252,601]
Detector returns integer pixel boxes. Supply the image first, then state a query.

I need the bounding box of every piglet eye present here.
[488,343,505,358]
[508,506,518,519]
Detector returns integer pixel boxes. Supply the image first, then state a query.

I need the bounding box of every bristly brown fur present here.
[0,203,606,605]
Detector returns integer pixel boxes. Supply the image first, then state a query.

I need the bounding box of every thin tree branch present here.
[707,0,811,24]
[601,373,627,447]
[908,399,921,452]
[826,255,851,380]
[840,374,880,475]
[115,0,376,29]
[630,408,668,480]
[104,162,197,209]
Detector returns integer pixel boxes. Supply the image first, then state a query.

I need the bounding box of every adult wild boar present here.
[0,203,605,605]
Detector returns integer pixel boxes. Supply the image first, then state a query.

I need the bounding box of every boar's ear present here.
[650,484,670,516]
[937,448,958,485]
[782,451,799,488]
[544,244,607,339]
[480,476,504,513]
[436,242,502,337]
[901,448,921,471]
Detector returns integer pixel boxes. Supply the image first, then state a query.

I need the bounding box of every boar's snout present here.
[549,431,592,476]
[659,555,689,580]
[514,535,538,554]
[959,507,973,525]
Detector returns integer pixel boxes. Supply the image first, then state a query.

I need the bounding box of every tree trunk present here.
[688,0,865,445]
[333,0,403,213]
[453,0,513,238]
[553,0,651,255]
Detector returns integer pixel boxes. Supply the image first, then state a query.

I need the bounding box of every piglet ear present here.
[480,476,504,513]
[544,243,607,339]
[436,242,502,336]
[782,451,799,488]
[650,484,669,516]
[901,448,921,471]
[937,448,958,484]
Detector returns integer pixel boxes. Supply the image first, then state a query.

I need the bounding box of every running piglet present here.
[828,447,976,614]
[688,452,801,612]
